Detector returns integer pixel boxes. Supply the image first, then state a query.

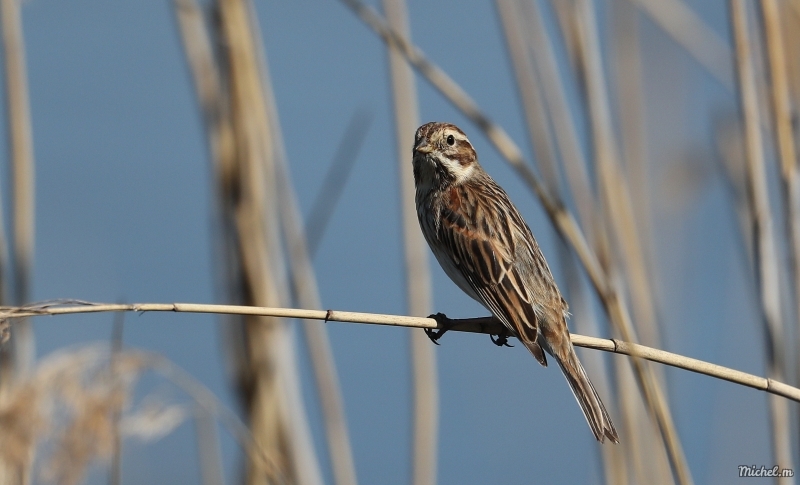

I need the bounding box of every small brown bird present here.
[413,121,618,443]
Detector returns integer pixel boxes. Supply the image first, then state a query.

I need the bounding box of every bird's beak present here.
[414,139,433,154]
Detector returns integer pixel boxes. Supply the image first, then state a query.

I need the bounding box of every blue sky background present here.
[4,0,786,483]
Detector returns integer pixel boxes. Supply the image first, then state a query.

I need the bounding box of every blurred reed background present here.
[0,0,799,484]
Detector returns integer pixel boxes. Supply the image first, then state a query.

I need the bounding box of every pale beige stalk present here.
[761,0,800,400]
[630,0,733,91]
[574,0,689,482]
[2,301,800,403]
[275,156,358,485]
[176,0,323,482]
[731,1,793,481]
[1,0,34,379]
[382,1,438,484]
[497,2,624,481]
[1,0,34,482]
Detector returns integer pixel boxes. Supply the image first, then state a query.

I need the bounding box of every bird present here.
[412,121,618,443]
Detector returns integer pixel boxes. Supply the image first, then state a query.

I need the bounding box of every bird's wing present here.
[437,183,548,366]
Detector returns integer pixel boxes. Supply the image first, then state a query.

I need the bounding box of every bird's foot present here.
[490,330,514,347]
[425,313,452,345]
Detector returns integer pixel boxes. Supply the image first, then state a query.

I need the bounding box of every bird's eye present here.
[446,134,455,146]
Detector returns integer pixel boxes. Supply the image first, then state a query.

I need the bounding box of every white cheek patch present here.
[439,155,475,183]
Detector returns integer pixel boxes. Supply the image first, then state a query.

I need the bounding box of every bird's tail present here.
[555,347,619,443]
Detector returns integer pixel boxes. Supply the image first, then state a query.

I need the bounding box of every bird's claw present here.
[490,332,514,347]
[425,312,452,345]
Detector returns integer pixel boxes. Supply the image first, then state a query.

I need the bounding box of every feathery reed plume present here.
[0,347,151,485]
[0,342,291,485]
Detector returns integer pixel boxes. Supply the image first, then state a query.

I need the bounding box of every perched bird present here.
[412,121,618,443]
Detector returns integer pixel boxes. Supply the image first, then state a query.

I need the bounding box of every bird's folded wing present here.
[438,202,547,365]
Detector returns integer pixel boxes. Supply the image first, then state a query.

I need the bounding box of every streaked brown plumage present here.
[413,121,618,443]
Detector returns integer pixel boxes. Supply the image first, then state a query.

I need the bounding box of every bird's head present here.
[413,122,479,189]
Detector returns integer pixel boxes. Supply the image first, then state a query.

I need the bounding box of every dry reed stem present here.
[515,0,601,251]
[783,5,800,111]
[179,0,296,481]
[1,0,35,380]
[179,0,323,481]
[144,350,285,482]
[495,0,560,191]
[731,0,794,479]
[631,0,733,91]
[497,4,625,483]
[611,0,659,339]
[609,2,667,482]
[254,24,328,485]
[305,110,372,258]
[381,1,438,484]
[2,301,800,404]
[1,0,35,481]
[195,410,225,485]
[573,1,689,482]
[548,0,582,77]
[182,0,325,480]
[761,0,800,390]
[109,311,124,485]
[169,13,260,482]
[275,153,358,485]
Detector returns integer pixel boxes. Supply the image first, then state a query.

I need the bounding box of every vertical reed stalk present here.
[2,0,34,375]
[497,2,623,482]
[274,155,358,485]
[218,0,325,479]
[731,1,794,481]
[609,4,670,483]
[0,0,34,482]
[495,0,560,191]
[382,1,437,484]
[195,410,225,485]
[631,0,733,91]
[521,11,636,476]
[782,5,800,108]
[175,0,323,482]
[305,110,372,259]
[573,0,690,483]
[761,0,800,395]
[612,0,657,304]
